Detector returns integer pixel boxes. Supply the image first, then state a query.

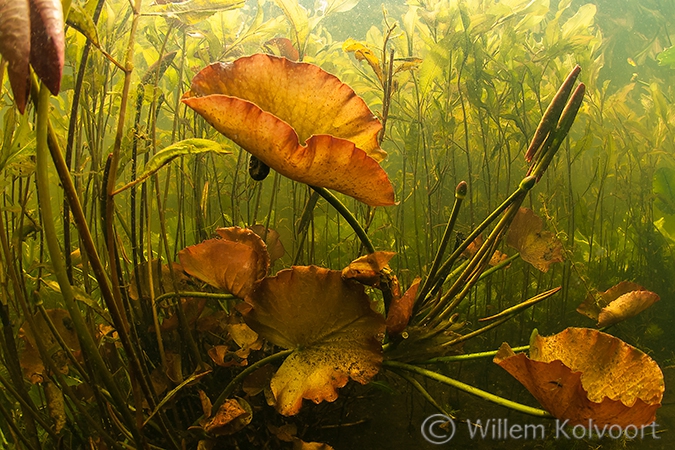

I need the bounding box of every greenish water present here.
[1,0,674,448]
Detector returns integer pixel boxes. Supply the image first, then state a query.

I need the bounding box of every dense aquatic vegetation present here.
[0,0,674,448]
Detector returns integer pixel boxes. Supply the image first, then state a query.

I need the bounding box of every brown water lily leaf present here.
[596,290,660,327]
[506,208,563,272]
[386,277,420,336]
[182,54,395,206]
[178,226,269,298]
[494,327,664,427]
[341,251,396,286]
[248,225,285,263]
[19,308,81,382]
[576,281,658,327]
[241,266,385,415]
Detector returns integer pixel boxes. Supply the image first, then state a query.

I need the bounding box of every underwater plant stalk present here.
[209,349,293,419]
[35,83,139,440]
[418,181,467,303]
[417,175,536,310]
[383,361,551,418]
[311,186,375,253]
[422,345,529,364]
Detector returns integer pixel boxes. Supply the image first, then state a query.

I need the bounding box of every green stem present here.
[421,345,529,364]
[211,349,293,414]
[311,186,375,254]
[383,360,551,418]
[35,83,138,439]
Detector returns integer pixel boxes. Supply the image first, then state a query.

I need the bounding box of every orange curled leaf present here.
[178,227,269,298]
[201,398,252,436]
[342,38,384,83]
[494,327,664,427]
[506,208,563,272]
[341,251,396,286]
[386,277,420,335]
[264,37,299,61]
[576,281,658,327]
[597,290,660,327]
[241,266,385,415]
[182,54,395,206]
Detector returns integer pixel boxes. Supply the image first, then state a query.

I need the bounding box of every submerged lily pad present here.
[182,54,395,206]
[241,266,385,415]
[576,281,659,327]
[178,227,269,298]
[494,327,664,427]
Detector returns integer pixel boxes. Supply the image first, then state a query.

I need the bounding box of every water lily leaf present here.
[494,327,664,427]
[386,277,420,336]
[576,281,644,321]
[341,251,396,286]
[0,0,31,112]
[182,54,395,206]
[178,227,269,298]
[596,290,660,327]
[657,45,675,68]
[506,207,564,272]
[248,225,285,263]
[114,139,230,195]
[30,0,65,95]
[241,266,385,415]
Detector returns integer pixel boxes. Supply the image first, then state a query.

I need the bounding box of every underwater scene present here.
[1,0,674,448]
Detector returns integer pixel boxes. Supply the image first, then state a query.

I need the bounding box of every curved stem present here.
[383,360,551,418]
[210,349,293,415]
[310,186,375,254]
[421,345,529,364]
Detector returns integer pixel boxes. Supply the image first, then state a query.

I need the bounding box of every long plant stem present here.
[35,83,139,440]
[383,360,551,418]
[310,186,375,254]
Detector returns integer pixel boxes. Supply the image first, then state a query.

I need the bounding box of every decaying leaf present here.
[201,398,252,436]
[342,38,384,83]
[243,364,276,396]
[386,277,420,335]
[341,251,396,286]
[506,208,564,272]
[182,54,395,206]
[241,266,385,415]
[494,327,664,427]
[576,281,659,327]
[178,227,269,298]
[20,308,81,381]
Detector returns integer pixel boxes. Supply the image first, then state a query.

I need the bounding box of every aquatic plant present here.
[0,0,672,448]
